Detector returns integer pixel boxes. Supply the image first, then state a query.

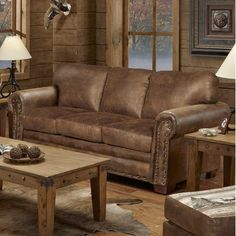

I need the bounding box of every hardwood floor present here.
[81,169,224,236]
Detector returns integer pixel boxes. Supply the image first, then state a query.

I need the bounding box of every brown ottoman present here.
[163,186,235,236]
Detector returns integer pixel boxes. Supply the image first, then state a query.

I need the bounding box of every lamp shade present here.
[216,44,235,80]
[0,35,31,61]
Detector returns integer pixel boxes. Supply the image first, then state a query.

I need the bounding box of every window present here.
[0,0,29,74]
[0,0,13,68]
[124,0,179,71]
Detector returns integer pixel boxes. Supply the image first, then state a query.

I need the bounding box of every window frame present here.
[0,0,30,81]
[123,0,179,71]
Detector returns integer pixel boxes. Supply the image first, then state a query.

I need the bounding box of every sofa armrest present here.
[152,102,230,187]
[8,86,57,139]
[156,102,230,138]
[8,86,57,113]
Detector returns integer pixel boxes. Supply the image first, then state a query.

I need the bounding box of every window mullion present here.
[155,32,173,36]
[20,0,23,34]
[123,0,129,67]
[128,32,153,36]
[173,0,180,71]
[19,0,23,71]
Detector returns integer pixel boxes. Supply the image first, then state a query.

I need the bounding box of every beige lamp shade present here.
[0,35,31,61]
[216,44,235,80]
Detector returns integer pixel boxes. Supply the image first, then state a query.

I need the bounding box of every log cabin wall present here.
[20,0,53,89]
[96,0,106,65]
[53,0,97,71]
[20,0,98,88]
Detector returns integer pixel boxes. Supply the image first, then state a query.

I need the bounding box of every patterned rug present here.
[0,182,149,236]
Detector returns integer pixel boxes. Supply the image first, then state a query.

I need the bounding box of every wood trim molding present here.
[106,0,123,67]
[173,0,180,71]
[123,0,128,67]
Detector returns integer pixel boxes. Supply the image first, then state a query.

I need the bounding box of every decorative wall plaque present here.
[190,0,235,55]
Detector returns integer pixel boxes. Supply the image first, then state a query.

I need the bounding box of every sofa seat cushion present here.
[56,112,132,143]
[165,186,235,236]
[102,119,155,153]
[22,106,85,134]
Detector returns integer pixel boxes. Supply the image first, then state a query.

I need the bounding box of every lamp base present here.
[218,109,235,134]
[0,60,20,98]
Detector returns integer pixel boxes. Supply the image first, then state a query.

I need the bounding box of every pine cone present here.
[17,144,29,157]
[10,147,23,159]
[28,146,41,159]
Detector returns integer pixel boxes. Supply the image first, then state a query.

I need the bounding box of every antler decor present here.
[44,0,71,30]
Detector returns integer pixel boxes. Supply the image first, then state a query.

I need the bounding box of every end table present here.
[185,127,235,191]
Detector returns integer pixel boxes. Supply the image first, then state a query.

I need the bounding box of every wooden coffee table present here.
[0,137,110,236]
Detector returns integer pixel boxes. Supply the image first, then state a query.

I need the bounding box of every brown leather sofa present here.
[8,63,229,194]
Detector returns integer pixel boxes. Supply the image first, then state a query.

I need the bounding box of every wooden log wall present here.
[16,0,103,88]
[96,0,106,65]
[20,0,100,88]
[53,0,97,71]
[20,0,53,89]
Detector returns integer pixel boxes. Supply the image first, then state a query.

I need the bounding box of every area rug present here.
[0,182,149,236]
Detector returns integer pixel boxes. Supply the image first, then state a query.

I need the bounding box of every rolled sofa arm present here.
[152,102,230,186]
[156,102,230,138]
[8,86,57,139]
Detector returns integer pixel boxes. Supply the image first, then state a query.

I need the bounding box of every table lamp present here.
[216,44,235,134]
[0,35,32,98]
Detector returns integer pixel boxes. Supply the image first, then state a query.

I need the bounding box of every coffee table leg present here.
[90,166,107,221]
[0,180,2,190]
[187,139,203,191]
[38,184,56,236]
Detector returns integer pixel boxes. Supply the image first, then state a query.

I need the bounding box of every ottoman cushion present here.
[165,186,235,236]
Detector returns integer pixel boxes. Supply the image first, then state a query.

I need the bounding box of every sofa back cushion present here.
[53,63,108,111]
[142,71,218,119]
[100,68,151,118]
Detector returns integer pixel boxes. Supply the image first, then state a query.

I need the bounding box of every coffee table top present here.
[0,137,110,179]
